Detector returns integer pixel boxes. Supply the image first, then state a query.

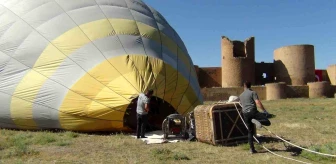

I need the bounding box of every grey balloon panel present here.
[99,4,183,51]
[0,122,18,129]
[0,51,10,70]
[0,21,33,56]
[58,2,107,26]
[36,14,78,41]
[0,59,25,130]
[32,84,62,129]
[12,31,50,68]
[140,36,162,59]
[0,5,75,67]
[55,0,96,12]
[6,0,50,17]
[2,0,21,8]
[61,0,187,56]
[56,0,157,32]
[23,1,64,29]
[0,12,18,36]
[1,0,189,58]
[0,55,30,94]
[100,5,134,20]
[118,35,146,55]
[172,29,188,55]
[156,23,177,44]
[131,9,158,29]
[0,4,5,15]
[1,1,75,49]
[96,0,128,8]
[0,22,15,39]
[0,94,17,129]
[93,36,126,59]
[125,0,155,19]
[147,6,169,27]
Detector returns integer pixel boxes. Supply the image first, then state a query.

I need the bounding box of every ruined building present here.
[196,36,334,88]
[221,36,255,87]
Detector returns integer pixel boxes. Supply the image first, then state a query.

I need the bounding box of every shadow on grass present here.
[257,135,304,156]
[229,135,305,156]
[255,146,303,157]
[260,137,302,156]
[257,135,283,144]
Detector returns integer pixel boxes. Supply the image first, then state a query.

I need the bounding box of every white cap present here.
[228,96,240,102]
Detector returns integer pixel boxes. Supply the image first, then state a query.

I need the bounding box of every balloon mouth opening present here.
[123,96,177,132]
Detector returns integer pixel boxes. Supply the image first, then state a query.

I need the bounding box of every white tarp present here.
[131,130,183,144]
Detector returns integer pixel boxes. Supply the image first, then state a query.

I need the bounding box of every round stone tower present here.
[274,45,315,85]
[308,81,331,98]
[327,64,336,85]
[265,82,287,100]
[221,36,255,87]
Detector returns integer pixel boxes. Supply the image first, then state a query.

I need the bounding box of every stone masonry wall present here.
[198,67,221,88]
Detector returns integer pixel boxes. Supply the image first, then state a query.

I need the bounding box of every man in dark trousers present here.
[239,81,271,154]
[136,89,154,139]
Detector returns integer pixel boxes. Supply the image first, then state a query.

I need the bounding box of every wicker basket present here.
[194,102,250,146]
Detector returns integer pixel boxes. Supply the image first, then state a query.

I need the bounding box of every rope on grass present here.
[262,126,336,158]
[235,102,336,158]
[232,102,311,164]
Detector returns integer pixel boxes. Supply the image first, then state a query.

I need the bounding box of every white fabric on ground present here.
[131,130,184,144]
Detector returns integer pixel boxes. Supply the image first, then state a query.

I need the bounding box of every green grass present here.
[0,98,335,163]
[3,133,39,158]
[33,132,57,145]
[239,143,263,152]
[152,148,190,161]
[300,143,336,163]
[65,131,79,138]
[55,140,72,146]
[0,130,80,159]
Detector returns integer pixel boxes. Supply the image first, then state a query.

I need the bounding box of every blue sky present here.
[144,0,336,70]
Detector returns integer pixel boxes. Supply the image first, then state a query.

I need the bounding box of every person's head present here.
[243,81,251,89]
[145,89,154,97]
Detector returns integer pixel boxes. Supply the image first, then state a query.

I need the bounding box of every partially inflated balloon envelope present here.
[0,0,203,132]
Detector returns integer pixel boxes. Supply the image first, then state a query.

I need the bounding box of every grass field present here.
[0,98,335,164]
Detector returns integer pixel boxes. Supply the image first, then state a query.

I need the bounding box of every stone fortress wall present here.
[196,36,336,100]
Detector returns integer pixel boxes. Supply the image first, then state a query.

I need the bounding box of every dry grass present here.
[0,98,335,164]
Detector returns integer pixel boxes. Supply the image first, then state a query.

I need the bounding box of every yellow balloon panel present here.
[58,55,199,131]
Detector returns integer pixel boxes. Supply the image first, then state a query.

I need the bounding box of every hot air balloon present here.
[0,0,203,132]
